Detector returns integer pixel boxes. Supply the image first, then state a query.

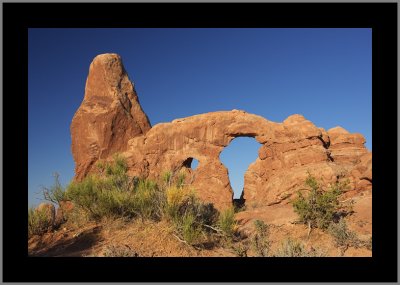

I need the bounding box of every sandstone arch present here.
[71,54,372,210]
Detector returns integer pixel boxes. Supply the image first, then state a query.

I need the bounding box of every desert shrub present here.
[252,220,271,257]
[64,155,223,246]
[161,182,219,246]
[292,173,346,231]
[99,186,136,217]
[328,218,360,248]
[196,202,219,228]
[66,175,105,220]
[176,171,186,188]
[28,207,52,237]
[64,206,90,229]
[165,187,219,245]
[66,175,163,221]
[165,186,191,220]
[95,154,132,191]
[105,153,128,177]
[103,244,139,257]
[66,155,158,221]
[231,242,249,257]
[42,172,66,207]
[275,238,324,257]
[180,196,219,234]
[165,185,217,224]
[181,212,202,245]
[218,206,237,238]
[162,170,172,187]
[133,178,164,220]
[95,160,106,173]
[108,155,131,189]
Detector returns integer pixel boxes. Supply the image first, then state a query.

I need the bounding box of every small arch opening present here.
[182,157,199,170]
[220,137,261,207]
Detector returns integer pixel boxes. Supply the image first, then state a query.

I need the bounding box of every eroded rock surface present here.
[71,54,151,180]
[71,54,372,210]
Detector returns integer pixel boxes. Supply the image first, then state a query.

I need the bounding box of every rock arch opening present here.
[182,157,199,170]
[219,137,262,207]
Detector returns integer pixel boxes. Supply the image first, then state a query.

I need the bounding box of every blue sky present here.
[28,28,371,205]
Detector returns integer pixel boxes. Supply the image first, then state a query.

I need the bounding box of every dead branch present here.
[203,224,223,233]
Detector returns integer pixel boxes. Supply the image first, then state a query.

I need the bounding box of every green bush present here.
[28,207,52,238]
[66,174,164,221]
[218,206,237,238]
[252,220,271,257]
[181,212,202,245]
[292,173,345,231]
[134,179,164,220]
[106,153,128,176]
[66,155,156,221]
[63,156,223,247]
[66,175,106,220]
[165,186,219,245]
[96,154,131,191]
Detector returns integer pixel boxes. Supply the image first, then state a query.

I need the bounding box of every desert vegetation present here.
[28,206,53,238]
[274,238,325,257]
[28,155,371,257]
[292,172,350,233]
[291,172,372,255]
[32,155,238,251]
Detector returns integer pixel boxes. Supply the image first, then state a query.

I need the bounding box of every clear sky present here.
[28,28,372,205]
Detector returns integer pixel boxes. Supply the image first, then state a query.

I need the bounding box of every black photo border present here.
[3,2,397,282]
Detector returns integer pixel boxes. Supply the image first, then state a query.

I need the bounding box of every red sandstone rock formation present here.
[71,54,151,180]
[71,54,372,210]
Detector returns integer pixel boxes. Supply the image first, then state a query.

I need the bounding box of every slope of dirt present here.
[28,219,235,257]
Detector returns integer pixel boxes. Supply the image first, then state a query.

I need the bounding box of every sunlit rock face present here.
[71,54,372,210]
[70,54,151,181]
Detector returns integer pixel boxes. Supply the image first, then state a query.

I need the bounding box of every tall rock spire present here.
[71,53,151,180]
